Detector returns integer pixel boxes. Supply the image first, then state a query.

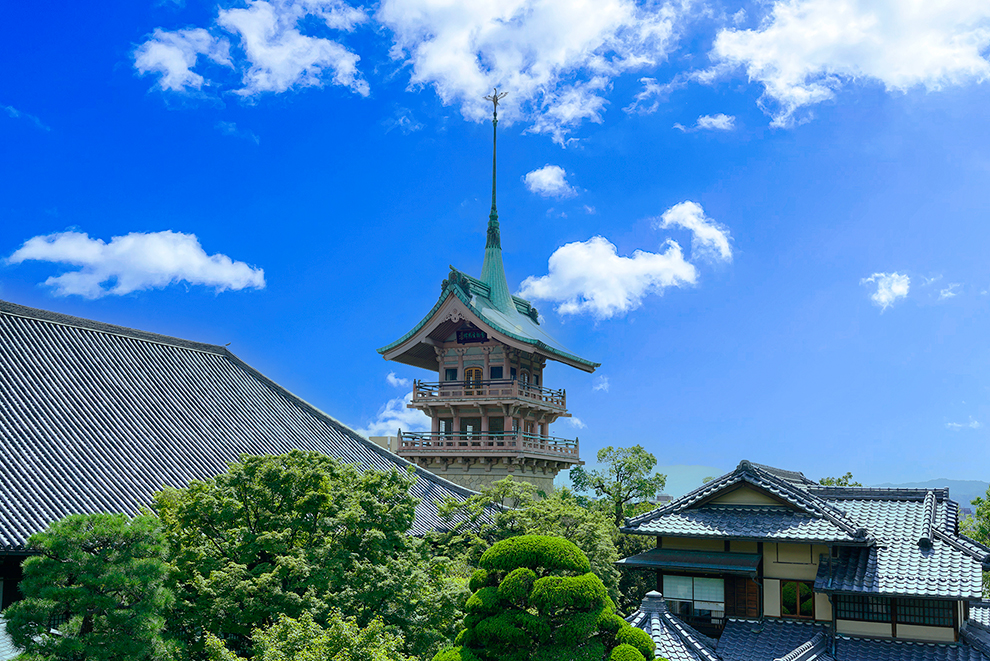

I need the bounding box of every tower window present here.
[490,366,503,379]
[445,368,458,382]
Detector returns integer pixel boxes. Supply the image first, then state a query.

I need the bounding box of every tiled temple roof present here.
[0,300,476,549]
[626,591,720,661]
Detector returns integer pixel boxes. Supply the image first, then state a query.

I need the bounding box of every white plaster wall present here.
[764,578,781,617]
[815,593,832,622]
[837,620,892,637]
[662,537,725,552]
[898,624,956,642]
[710,486,781,506]
[763,543,827,581]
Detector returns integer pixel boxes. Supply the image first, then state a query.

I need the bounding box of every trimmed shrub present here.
[609,643,647,661]
[598,612,626,634]
[469,568,490,591]
[533,640,606,661]
[616,624,654,660]
[480,535,591,575]
[530,573,608,613]
[465,587,502,615]
[498,567,537,605]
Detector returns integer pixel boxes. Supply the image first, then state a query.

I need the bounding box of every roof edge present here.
[0,299,226,356]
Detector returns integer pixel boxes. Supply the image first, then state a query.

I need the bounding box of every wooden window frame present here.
[780,580,815,620]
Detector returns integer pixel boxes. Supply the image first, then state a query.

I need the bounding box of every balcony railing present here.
[411,379,566,409]
[397,430,580,459]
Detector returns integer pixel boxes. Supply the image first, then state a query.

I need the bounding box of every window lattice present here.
[898,598,954,627]
[835,595,891,623]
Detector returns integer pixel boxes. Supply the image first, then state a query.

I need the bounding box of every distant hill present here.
[872,479,988,509]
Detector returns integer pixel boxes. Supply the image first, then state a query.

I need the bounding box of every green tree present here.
[3,513,175,661]
[432,535,655,661]
[960,485,990,597]
[428,478,621,604]
[204,611,413,661]
[570,446,667,525]
[155,451,465,659]
[818,472,862,486]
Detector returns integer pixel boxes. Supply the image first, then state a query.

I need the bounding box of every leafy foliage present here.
[432,535,653,661]
[961,484,990,597]
[204,610,413,661]
[570,446,667,525]
[429,478,621,604]
[3,513,175,661]
[155,450,466,659]
[818,472,862,486]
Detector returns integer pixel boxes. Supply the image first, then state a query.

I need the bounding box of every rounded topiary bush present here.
[615,624,654,659]
[432,535,650,661]
[479,534,591,574]
[609,643,648,661]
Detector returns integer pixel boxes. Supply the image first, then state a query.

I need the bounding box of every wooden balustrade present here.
[397,431,579,458]
[411,379,566,409]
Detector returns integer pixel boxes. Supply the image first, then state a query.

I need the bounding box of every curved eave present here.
[378,286,599,372]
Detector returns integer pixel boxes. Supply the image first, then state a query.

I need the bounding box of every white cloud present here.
[593,375,610,392]
[134,28,232,92]
[386,371,411,388]
[378,0,679,144]
[7,230,266,298]
[673,113,736,132]
[939,283,961,300]
[709,0,990,127]
[518,236,696,319]
[134,0,368,97]
[523,165,577,198]
[861,272,910,311]
[218,0,369,96]
[946,418,982,431]
[383,107,423,134]
[562,416,586,429]
[583,205,597,215]
[216,120,260,144]
[2,104,51,131]
[357,392,430,438]
[654,201,732,262]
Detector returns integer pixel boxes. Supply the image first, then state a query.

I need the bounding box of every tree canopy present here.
[961,484,990,597]
[155,450,465,659]
[3,513,175,661]
[818,472,862,486]
[570,446,667,525]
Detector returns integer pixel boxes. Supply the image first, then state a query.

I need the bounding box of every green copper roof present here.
[377,267,599,372]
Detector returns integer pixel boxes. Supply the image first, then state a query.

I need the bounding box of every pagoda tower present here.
[377,91,599,493]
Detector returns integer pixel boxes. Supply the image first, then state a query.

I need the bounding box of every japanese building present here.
[620,460,990,660]
[377,94,599,492]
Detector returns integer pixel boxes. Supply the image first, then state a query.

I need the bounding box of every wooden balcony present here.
[397,430,580,463]
[411,379,566,410]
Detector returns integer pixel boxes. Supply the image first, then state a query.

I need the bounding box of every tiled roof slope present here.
[626,591,720,661]
[0,300,477,548]
[623,461,867,543]
[717,619,832,661]
[972,603,990,628]
[719,619,990,661]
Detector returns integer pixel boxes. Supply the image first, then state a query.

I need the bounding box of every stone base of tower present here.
[412,458,560,494]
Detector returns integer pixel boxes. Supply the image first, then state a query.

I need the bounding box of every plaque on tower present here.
[456,329,488,344]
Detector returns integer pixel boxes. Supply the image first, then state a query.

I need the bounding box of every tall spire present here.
[480,88,514,313]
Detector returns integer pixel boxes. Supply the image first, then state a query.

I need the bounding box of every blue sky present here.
[3,0,990,494]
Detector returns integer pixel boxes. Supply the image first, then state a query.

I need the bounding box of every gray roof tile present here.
[625,506,857,543]
[627,592,719,661]
[716,618,829,661]
[0,300,475,547]
[972,603,990,628]
[835,635,990,661]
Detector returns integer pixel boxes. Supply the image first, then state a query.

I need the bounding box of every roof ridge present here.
[774,631,828,661]
[811,485,951,501]
[0,299,226,355]
[662,611,721,661]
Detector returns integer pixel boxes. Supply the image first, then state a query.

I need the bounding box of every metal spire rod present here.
[484,88,507,231]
